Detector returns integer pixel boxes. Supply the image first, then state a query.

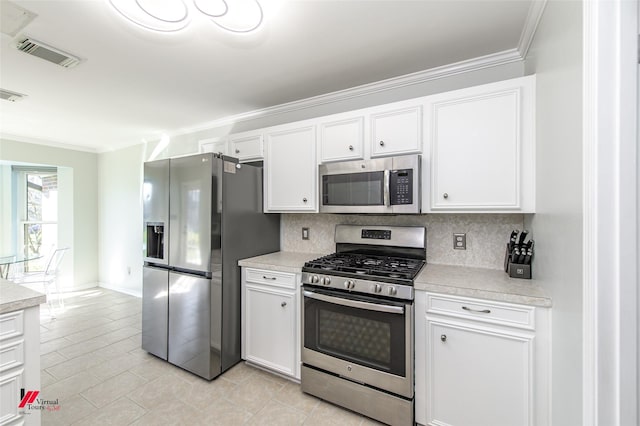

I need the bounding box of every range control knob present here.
[388,286,398,296]
[344,280,355,290]
[320,277,331,286]
[371,284,382,293]
[310,275,319,284]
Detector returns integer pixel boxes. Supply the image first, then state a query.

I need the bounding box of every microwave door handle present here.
[303,290,405,314]
[383,170,390,207]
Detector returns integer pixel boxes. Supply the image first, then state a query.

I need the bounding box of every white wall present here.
[0,165,13,254]
[0,138,99,289]
[523,1,583,424]
[97,144,145,296]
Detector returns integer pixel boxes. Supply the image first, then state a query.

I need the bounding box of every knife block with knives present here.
[504,229,533,279]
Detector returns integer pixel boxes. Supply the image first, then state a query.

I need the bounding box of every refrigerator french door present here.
[142,153,280,380]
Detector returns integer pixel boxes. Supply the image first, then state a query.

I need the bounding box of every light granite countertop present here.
[239,252,551,308]
[0,279,46,314]
[415,264,551,307]
[238,251,328,274]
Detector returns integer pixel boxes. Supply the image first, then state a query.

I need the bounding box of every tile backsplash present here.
[281,213,525,270]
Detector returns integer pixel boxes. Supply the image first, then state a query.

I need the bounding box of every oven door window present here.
[322,171,384,206]
[304,291,406,376]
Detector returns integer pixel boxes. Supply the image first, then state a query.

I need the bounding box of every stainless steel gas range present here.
[301,225,426,426]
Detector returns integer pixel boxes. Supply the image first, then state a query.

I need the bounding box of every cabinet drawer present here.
[0,311,24,342]
[0,340,24,373]
[426,294,535,330]
[245,268,297,290]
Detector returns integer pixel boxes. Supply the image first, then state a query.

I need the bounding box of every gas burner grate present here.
[304,253,424,281]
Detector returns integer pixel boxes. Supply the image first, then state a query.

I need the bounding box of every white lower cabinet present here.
[241,267,300,380]
[0,307,41,426]
[415,291,550,426]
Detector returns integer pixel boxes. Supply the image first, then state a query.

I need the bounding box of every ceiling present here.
[0,0,536,153]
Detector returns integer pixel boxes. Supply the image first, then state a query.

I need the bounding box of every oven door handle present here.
[303,290,405,314]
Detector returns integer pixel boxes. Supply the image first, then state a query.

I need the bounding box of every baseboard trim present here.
[97,282,142,298]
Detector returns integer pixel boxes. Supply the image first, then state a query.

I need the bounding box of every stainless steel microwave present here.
[319,155,421,214]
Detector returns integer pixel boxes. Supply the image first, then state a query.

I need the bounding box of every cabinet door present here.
[199,137,227,155]
[244,285,297,377]
[427,76,534,211]
[370,105,422,157]
[320,116,364,162]
[265,125,316,212]
[426,318,532,426]
[229,134,263,162]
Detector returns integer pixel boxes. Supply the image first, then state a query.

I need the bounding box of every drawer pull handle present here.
[462,306,491,314]
[263,276,277,280]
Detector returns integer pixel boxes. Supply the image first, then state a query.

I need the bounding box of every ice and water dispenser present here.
[146,222,165,260]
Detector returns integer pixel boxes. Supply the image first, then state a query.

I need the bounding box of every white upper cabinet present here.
[229,131,263,162]
[370,104,422,157]
[319,115,364,163]
[264,123,317,212]
[425,75,535,212]
[199,137,227,155]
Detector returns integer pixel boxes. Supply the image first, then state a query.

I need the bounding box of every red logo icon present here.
[18,390,39,408]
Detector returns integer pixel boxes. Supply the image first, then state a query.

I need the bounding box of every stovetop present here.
[301,225,426,300]
[303,252,425,282]
[302,252,425,300]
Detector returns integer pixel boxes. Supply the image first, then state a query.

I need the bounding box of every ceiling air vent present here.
[14,36,81,68]
[0,89,27,102]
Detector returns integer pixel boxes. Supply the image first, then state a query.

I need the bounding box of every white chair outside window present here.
[13,247,69,317]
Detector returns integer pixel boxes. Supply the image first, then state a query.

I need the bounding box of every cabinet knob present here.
[303,198,308,203]
[348,145,354,151]
[379,140,385,146]
[235,149,240,154]
[440,334,447,342]
[281,301,287,307]
[443,193,449,199]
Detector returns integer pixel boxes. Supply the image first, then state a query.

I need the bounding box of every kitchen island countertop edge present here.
[0,279,47,314]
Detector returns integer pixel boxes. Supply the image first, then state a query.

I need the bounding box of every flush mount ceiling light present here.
[109,0,190,32]
[108,0,263,34]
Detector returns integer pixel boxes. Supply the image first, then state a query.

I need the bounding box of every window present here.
[19,169,58,271]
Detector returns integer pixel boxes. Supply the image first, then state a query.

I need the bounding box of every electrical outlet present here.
[302,227,309,240]
[453,233,466,250]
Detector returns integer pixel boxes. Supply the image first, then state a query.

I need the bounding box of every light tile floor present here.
[37,288,383,425]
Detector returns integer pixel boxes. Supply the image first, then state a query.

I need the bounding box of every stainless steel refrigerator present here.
[141,153,280,380]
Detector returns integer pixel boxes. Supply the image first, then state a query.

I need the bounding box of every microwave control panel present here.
[389,169,413,205]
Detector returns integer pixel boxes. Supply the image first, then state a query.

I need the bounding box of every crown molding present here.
[0,132,100,153]
[178,48,524,136]
[517,0,548,58]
